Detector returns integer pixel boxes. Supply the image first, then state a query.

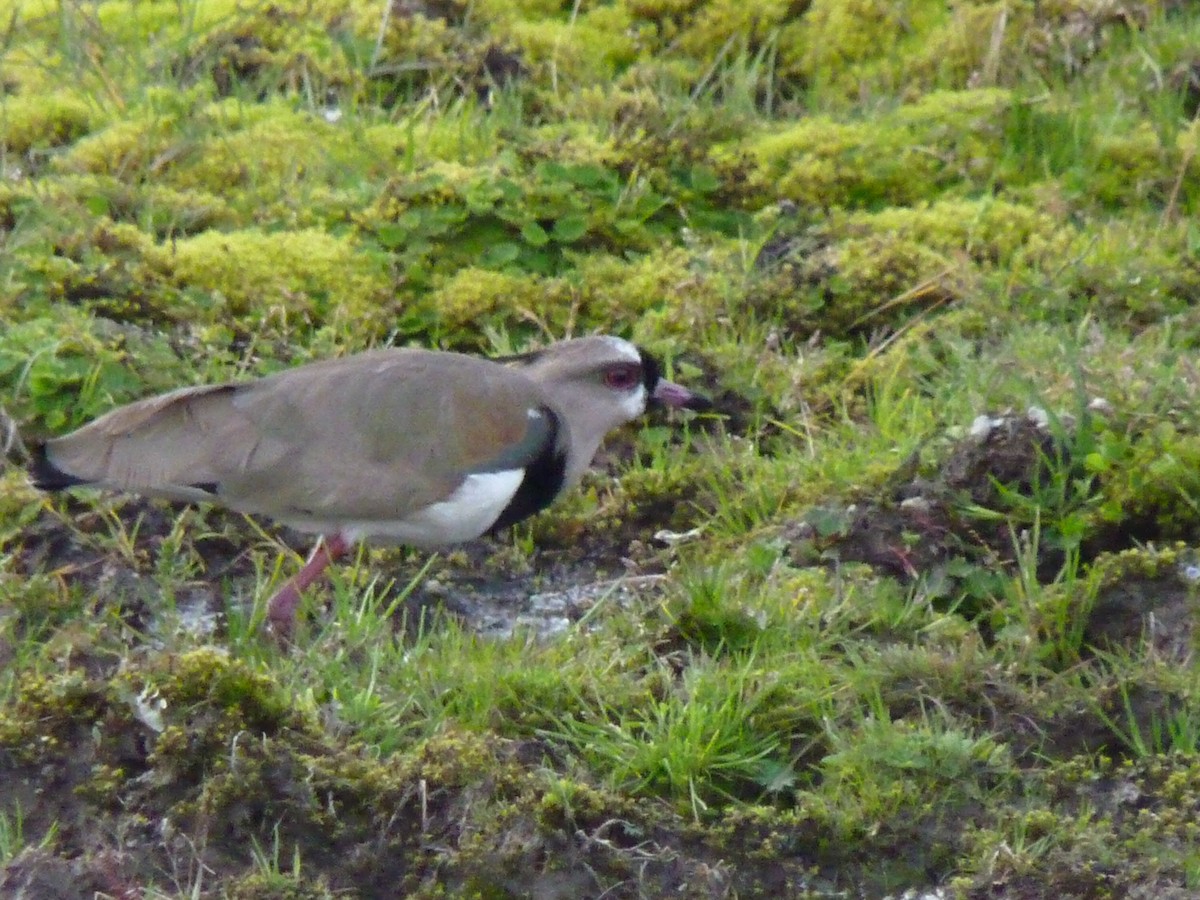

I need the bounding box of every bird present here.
[28,335,711,637]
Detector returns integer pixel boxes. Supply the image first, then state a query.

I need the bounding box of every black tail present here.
[28,443,90,491]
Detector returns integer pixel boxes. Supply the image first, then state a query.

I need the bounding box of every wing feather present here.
[42,350,557,527]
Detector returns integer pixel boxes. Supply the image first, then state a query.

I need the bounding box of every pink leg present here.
[265,533,350,638]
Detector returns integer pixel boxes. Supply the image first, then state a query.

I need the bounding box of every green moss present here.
[0,45,61,96]
[1099,425,1200,537]
[227,873,337,900]
[725,89,1012,209]
[46,0,377,99]
[905,3,1034,91]
[16,219,164,321]
[0,568,81,649]
[0,474,43,546]
[730,117,919,208]
[420,245,721,345]
[52,99,396,229]
[54,115,178,178]
[507,11,641,85]
[1062,218,1200,322]
[0,670,113,761]
[424,267,552,335]
[158,227,395,327]
[748,196,1079,337]
[960,753,1200,895]
[840,197,1077,268]
[0,91,100,155]
[675,0,797,58]
[1086,545,1190,586]
[535,777,622,830]
[398,729,521,788]
[375,12,464,90]
[159,101,397,222]
[1091,121,1173,206]
[151,649,300,729]
[472,0,570,22]
[7,173,235,239]
[789,0,956,101]
[176,0,368,89]
[574,247,711,322]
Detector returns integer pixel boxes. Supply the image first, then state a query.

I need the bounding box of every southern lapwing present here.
[28,336,711,636]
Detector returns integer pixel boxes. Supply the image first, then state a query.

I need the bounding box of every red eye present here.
[603,363,641,390]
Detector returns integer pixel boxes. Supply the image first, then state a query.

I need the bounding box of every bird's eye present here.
[603,363,641,390]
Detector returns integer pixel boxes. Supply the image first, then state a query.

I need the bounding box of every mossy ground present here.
[4,0,1200,897]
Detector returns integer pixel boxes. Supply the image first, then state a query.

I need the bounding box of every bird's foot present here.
[265,581,304,642]
[262,534,348,642]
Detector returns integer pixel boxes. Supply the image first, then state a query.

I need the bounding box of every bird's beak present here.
[652,379,713,412]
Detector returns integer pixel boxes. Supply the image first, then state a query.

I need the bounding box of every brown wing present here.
[41,349,554,525]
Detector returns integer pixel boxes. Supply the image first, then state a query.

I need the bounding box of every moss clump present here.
[781,1,1156,102]
[0,669,113,761]
[574,247,717,324]
[506,9,642,86]
[673,0,800,59]
[156,227,395,327]
[149,648,300,731]
[1064,218,1200,323]
[902,2,1033,91]
[226,874,337,900]
[423,266,552,337]
[839,197,1076,268]
[0,474,43,548]
[47,94,402,226]
[959,754,1200,896]
[785,0,957,102]
[1086,545,1191,587]
[723,89,1012,209]
[425,245,723,344]
[171,0,370,97]
[54,114,181,179]
[750,196,1071,338]
[1098,425,1200,538]
[1024,0,1159,78]
[0,91,100,156]
[7,173,236,240]
[1090,121,1174,206]
[16,220,186,328]
[160,100,400,223]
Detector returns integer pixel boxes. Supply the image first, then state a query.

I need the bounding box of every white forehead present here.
[601,335,641,363]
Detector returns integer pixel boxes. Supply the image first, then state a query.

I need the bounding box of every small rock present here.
[969,414,997,440]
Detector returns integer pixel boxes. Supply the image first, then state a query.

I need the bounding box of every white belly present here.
[284,469,525,547]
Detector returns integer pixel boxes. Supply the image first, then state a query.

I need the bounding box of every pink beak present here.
[652,379,712,411]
